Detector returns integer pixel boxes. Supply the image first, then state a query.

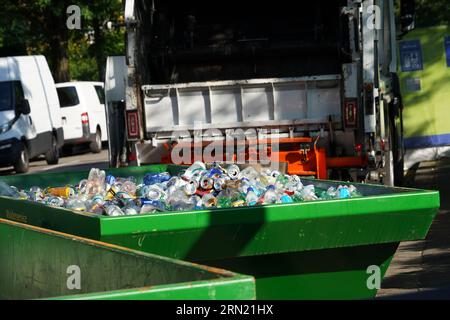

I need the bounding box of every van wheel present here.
[45,135,60,165]
[14,142,30,174]
[90,129,102,154]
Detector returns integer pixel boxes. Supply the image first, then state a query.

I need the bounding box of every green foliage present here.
[0,0,125,81]
[415,0,450,28]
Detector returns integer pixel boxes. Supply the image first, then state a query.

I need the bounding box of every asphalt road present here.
[0,145,109,176]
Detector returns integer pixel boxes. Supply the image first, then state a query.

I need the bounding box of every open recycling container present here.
[0,218,255,300]
[0,164,440,299]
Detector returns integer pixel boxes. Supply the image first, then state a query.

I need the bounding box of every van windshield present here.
[57,86,80,107]
[0,81,14,112]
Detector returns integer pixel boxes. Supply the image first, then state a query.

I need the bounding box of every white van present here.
[56,82,107,153]
[0,55,63,173]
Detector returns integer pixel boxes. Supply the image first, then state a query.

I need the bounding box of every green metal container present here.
[0,218,255,300]
[0,165,440,299]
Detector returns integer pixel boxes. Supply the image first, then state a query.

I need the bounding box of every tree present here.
[415,0,450,28]
[0,0,125,82]
[0,0,73,82]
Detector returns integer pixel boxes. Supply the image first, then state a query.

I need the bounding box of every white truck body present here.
[106,0,407,185]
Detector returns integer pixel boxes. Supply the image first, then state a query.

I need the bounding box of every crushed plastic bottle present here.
[1,162,364,216]
[245,187,259,206]
[0,181,21,198]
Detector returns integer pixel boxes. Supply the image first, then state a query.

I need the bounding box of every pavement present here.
[377,158,450,299]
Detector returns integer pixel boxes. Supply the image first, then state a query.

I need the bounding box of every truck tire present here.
[90,129,102,154]
[14,142,30,174]
[45,135,60,165]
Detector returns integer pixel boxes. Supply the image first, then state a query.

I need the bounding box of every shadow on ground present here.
[378,158,450,298]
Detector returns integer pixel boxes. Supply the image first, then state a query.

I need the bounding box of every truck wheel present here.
[90,129,102,154]
[14,142,30,174]
[45,135,60,165]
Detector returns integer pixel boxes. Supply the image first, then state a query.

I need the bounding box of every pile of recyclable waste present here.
[0,162,362,216]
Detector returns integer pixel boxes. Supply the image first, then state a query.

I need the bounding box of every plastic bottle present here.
[245,187,259,206]
[183,161,206,180]
[87,168,106,194]
[46,196,65,207]
[337,185,351,199]
[202,193,217,208]
[139,199,165,214]
[238,166,260,181]
[280,194,294,203]
[216,190,232,208]
[120,179,137,195]
[147,185,166,201]
[143,172,171,186]
[263,185,278,204]
[123,202,140,215]
[301,185,318,201]
[348,185,362,198]
[319,186,337,200]
[213,177,226,191]
[0,181,21,198]
[105,175,116,190]
[167,189,195,211]
[65,198,87,211]
[105,204,125,217]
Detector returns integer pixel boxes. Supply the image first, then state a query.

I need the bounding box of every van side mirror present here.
[400,0,416,33]
[17,99,31,116]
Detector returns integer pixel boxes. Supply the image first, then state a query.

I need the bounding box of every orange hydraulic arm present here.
[162,137,368,179]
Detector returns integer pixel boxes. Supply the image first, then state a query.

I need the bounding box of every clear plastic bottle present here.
[238,166,260,181]
[348,185,362,198]
[147,185,166,201]
[245,187,259,206]
[183,161,207,180]
[263,185,279,204]
[0,181,21,198]
[139,199,165,214]
[202,193,217,208]
[87,168,106,194]
[143,172,171,186]
[301,185,318,201]
[217,190,232,208]
[123,202,140,215]
[167,189,195,211]
[65,198,87,211]
[105,204,125,217]
[213,177,227,191]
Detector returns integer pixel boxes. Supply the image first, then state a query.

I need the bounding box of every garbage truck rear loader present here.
[106,0,408,186]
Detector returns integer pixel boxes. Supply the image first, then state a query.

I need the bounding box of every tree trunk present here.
[47,6,70,82]
[93,17,105,81]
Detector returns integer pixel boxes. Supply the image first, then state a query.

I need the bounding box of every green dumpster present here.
[0,165,440,299]
[0,218,255,300]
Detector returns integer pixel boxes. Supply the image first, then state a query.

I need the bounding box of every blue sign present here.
[445,36,450,67]
[399,40,424,72]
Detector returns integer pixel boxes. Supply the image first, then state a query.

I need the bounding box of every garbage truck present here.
[105,0,417,186]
